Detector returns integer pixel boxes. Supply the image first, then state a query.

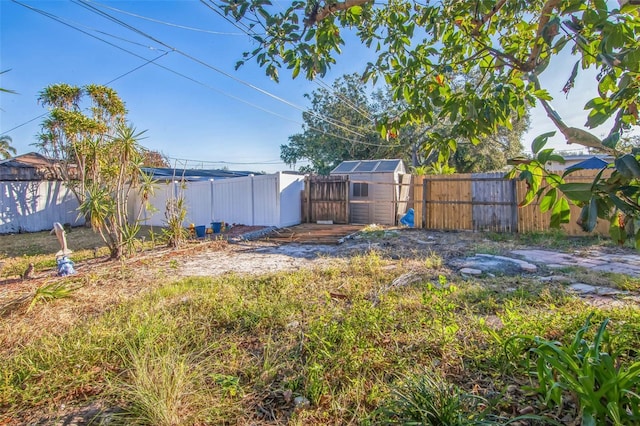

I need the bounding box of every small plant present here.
[377,372,480,425]
[163,180,189,249]
[516,314,640,425]
[27,281,79,312]
[424,251,443,269]
[115,344,196,426]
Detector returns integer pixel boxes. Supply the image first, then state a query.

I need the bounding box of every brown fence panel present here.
[303,175,349,223]
[516,169,611,235]
[424,174,474,230]
[472,173,517,232]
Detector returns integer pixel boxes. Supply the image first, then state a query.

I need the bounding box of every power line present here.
[75,0,370,140]
[6,0,392,151]
[85,1,252,36]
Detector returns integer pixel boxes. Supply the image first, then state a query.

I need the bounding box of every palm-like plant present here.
[0,135,17,159]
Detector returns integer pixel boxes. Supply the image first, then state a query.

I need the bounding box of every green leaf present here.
[559,182,593,202]
[615,154,640,179]
[601,132,620,149]
[550,197,570,228]
[610,216,626,245]
[533,89,553,101]
[532,132,556,154]
[540,188,557,213]
[580,198,599,232]
[348,5,362,16]
[537,148,556,165]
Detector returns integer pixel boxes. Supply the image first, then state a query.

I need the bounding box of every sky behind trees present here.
[0,0,623,173]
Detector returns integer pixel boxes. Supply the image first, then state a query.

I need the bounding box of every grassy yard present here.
[0,229,639,425]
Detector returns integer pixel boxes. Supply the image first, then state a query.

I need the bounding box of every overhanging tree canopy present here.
[219,0,640,244]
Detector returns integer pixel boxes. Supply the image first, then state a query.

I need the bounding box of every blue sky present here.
[0,1,629,173]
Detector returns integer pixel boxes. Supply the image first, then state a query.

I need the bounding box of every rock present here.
[595,287,623,296]
[518,406,535,415]
[539,275,571,283]
[293,396,310,409]
[569,283,596,294]
[460,267,483,275]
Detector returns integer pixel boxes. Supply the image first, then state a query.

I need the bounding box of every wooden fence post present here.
[422,179,427,229]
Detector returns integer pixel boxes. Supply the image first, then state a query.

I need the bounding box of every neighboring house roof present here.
[0,152,61,181]
[141,167,262,181]
[330,159,405,174]
[565,156,610,171]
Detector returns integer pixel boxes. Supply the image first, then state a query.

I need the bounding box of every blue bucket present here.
[195,225,206,238]
[211,222,222,233]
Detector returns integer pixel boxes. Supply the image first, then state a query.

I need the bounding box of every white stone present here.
[460,267,483,275]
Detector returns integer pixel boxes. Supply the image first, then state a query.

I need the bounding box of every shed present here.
[330,159,410,225]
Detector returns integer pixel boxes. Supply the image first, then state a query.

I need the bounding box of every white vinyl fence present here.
[130,172,305,229]
[0,181,85,233]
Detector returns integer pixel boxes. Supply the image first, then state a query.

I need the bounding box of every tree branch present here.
[309,0,373,25]
[523,0,562,72]
[471,0,508,35]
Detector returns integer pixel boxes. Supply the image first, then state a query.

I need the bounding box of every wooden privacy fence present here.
[302,175,349,224]
[414,170,610,235]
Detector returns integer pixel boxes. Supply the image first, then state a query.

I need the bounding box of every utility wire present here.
[85,1,252,36]
[7,0,391,150]
[75,0,370,140]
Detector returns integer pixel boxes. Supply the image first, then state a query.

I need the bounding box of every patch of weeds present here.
[608,274,640,292]
[423,251,443,269]
[518,230,609,250]
[484,232,513,243]
[359,224,398,240]
[553,267,639,291]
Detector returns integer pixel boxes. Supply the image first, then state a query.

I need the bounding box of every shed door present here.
[350,181,371,224]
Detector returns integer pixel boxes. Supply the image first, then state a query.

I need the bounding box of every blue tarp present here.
[565,156,609,171]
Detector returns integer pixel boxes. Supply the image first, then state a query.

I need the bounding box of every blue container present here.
[400,208,414,227]
[211,222,222,233]
[195,225,206,238]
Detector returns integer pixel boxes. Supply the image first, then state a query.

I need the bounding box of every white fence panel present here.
[278,173,305,227]
[183,181,213,226]
[0,181,85,233]
[212,177,253,225]
[129,172,305,229]
[252,174,278,226]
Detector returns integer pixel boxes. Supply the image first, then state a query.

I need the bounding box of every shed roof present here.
[330,159,405,174]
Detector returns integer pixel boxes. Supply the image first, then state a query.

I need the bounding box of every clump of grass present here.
[376,372,484,425]
[423,250,443,269]
[114,344,198,426]
[518,229,609,250]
